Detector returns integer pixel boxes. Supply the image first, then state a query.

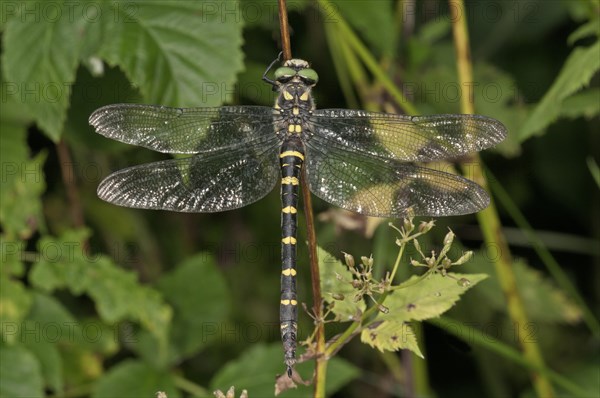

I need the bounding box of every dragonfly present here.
[90,56,507,376]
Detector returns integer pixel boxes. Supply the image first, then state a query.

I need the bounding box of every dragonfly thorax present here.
[274,82,315,137]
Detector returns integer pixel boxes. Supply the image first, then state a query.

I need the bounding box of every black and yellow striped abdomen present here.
[279,137,305,374]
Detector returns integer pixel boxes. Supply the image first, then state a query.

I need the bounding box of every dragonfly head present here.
[275,58,319,86]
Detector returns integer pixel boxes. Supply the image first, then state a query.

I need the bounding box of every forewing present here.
[305,143,490,218]
[97,141,280,212]
[89,104,276,154]
[310,110,506,162]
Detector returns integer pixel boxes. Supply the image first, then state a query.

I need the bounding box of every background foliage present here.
[1,0,598,397]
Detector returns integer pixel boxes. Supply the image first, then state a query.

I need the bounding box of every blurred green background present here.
[1,0,598,397]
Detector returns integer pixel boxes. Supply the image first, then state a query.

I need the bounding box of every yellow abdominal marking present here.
[288,124,294,133]
[294,124,302,133]
[281,176,299,185]
[282,236,297,244]
[282,206,297,214]
[280,151,304,160]
[280,299,298,306]
[282,268,297,276]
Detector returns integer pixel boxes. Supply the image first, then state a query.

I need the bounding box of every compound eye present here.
[274,67,296,81]
[298,68,318,84]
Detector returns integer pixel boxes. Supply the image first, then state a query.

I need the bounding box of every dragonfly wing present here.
[310,110,506,162]
[305,142,489,218]
[90,104,276,154]
[97,141,280,212]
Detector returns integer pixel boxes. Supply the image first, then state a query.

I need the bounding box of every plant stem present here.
[277,0,292,61]
[430,317,588,397]
[56,140,88,250]
[488,167,600,336]
[317,0,418,116]
[172,374,210,397]
[448,1,555,396]
[301,169,326,398]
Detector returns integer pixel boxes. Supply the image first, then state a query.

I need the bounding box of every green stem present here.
[173,374,210,397]
[317,0,418,116]
[430,317,589,397]
[448,1,555,396]
[411,323,430,397]
[323,23,360,110]
[488,168,600,337]
[324,287,390,359]
[388,236,406,282]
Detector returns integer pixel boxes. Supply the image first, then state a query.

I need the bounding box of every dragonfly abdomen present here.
[279,137,305,376]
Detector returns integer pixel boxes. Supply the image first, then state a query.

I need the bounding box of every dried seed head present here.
[454,251,473,265]
[361,256,373,268]
[403,217,414,232]
[418,220,434,233]
[413,239,421,252]
[343,252,355,268]
[442,258,452,269]
[443,230,455,246]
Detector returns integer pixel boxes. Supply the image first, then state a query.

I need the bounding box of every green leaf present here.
[2,0,86,141]
[157,253,231,362]
[520,41,600,140]
[0,119,46,239]
[28,230,172,354]
[332,0,396,57]
[588,157,600,188]
[92,359,180,398]
[361,320,422,357]
[472,63,528,158]
[384,273,488,322]
[61,344,104,387]
[359,272,486,356]
[0,238,25,277]
[20,290,88,390]
[0,277,33,345]
[0,345,44,398]
[95,1,244,106]
[210,343,359,397]
[318,247,366,320]
[568,20,600,45]
[461,254,582,324]
[560,87,600,119]
[23,291,118,354]
[554,357,600,398]
[468,259,581,324]
[21,338,63,395]
[413,62,526,157]
[236,61,277,106]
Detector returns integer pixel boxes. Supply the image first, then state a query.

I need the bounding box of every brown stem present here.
[300,169,326,397]
[278,0,292,60]
[56,140,88,252]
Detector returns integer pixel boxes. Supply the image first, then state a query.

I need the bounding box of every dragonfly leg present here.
[262,52,283,87]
